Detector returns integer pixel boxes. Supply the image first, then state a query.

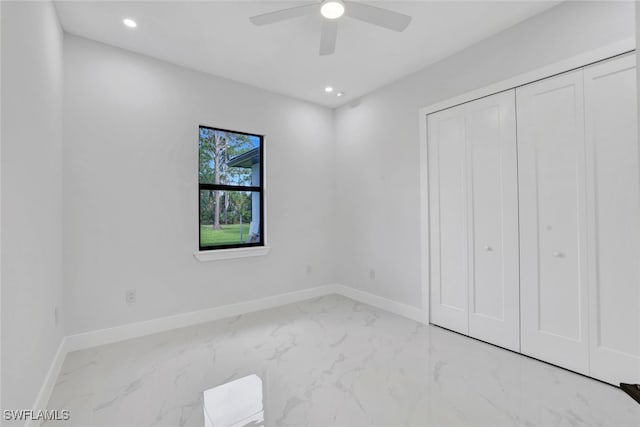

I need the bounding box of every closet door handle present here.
[484,245,492,252]
[553,251,564,258]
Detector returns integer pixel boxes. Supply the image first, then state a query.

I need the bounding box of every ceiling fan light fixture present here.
[122,18,137,28]
[320,0,345,20]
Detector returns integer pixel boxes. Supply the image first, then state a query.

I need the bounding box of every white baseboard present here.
[26,340,67,427]
[31,282,425,424]
[64,284,339,352]
[335,284,427,324]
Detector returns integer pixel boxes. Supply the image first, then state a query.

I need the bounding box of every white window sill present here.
[194,246,271,262]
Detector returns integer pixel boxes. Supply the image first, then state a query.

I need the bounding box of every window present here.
[199,126,264,250]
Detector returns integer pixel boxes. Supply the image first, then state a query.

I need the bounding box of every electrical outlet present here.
[125,290,136,304]
[306,265,312,275]
[369,269,376,280]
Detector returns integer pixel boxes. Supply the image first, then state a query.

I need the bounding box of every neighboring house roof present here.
[227,148,260,168]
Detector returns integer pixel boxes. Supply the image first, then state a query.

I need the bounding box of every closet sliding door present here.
[517,69,590,375]
[429,53,640,385]
[428,105,469,335]
[466,91,519,352]
[428,91,519,350]
[584,53,640,385]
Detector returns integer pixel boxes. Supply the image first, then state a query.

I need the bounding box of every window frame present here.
[198,125,265,252]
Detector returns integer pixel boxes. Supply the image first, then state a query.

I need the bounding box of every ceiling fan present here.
[249,0,412,56]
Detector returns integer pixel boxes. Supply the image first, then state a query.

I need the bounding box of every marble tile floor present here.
[43,295,640,427]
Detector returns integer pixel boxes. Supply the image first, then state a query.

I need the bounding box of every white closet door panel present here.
[428,105,469,334]
[517,69,590,374]
[584,53,640,385]
[466,90,520,352]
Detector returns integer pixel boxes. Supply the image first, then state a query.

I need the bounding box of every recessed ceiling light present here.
[123,18,137,28]
[325,86,334,93]
[336,92,344,97]
[320,0,345,20]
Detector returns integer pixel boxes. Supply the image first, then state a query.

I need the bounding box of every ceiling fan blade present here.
[344,1,411,32]
[249,3,318,26]
[319,20,338,56]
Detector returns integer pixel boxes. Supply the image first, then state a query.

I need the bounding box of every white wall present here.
[1,0,65,415]
[333,1,635,308]
[63,36,335,334]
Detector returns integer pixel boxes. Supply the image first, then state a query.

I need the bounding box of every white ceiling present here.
[54,1,560,108]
